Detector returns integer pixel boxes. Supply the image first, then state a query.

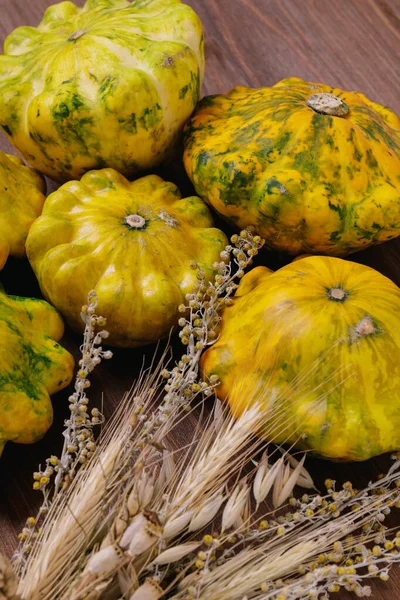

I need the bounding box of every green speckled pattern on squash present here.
[0,0,204,181]
[0,290,74,455]
[184,77,400,256]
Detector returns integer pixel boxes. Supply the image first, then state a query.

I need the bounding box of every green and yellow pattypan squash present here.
[184,77,400,256]
[202,256,400,461]
[0,151,45,270]
[0,290,74,455]
[26,169,228,347]
[0,0,204,181]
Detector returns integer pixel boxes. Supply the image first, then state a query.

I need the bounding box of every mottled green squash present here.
[0,290,74,455]
[184,77,400,256]
[0,0,204,181]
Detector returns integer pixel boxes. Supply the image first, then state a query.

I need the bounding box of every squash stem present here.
[327,287,348,301]
[124,214,146,229]
[306,92,349,117]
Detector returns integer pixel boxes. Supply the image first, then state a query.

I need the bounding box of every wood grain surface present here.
[0,0,400,598]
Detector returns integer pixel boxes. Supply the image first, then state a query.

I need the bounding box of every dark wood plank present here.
[0,1,400,598]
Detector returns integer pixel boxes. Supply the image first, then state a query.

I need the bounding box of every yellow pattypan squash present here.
[0,289,74,455]
[0,0,204,182]
[184,77,400,256]
[0,151,45,270]
[26,169,228,347]
[201,256,400,461]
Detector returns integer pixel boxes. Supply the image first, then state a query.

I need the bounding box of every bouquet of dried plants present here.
[2,229,400,600]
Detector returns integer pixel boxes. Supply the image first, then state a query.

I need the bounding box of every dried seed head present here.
[254,456,282,506]
[189,493,226,532]
[272,459,288,508]
[137,470,155,508]
[287,454,315,489]
[112,512,129,541]
[129,578,163,600]
[120,512,161,558]
[163,511,194,539]
[126,487,140,518]
[222,480,250,532]
[151,542,202,566]
[85,544,123,575]
[274,455,307,508]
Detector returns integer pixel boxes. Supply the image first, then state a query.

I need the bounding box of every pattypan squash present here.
[26,169,228,347]
[0,290,74,455]
[0,0,204,181]
[201,256,400,461]
[184,77,400,256]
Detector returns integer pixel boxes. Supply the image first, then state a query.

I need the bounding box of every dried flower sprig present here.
[266,535,400,600]
[145,227,265,446]
[168,458,400,600]
[14,291,112,577]
[55,290,112,491]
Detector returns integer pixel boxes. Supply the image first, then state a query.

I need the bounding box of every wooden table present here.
[0,1,399,598]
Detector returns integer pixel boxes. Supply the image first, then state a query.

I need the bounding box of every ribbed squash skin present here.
[0,290,74,455]
[184,77,400,256]
[0,0,204,182]
[26,169,228,347]
[0,151,45,270]
[201,257,400,461]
